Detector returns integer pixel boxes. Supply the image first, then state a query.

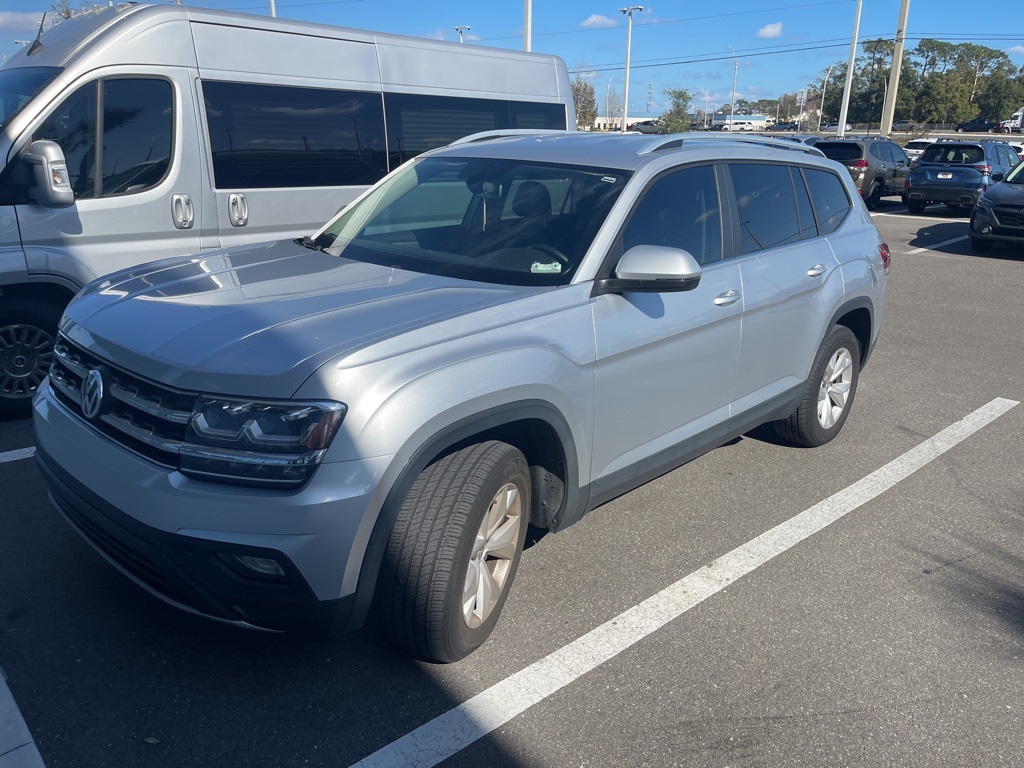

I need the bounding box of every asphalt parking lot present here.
[1,199,1022,768]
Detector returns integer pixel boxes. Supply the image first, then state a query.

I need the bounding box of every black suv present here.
[969,161,1024,251]
[955,118,1002,133]
[904,140,1019,215]
[816,136,910,210]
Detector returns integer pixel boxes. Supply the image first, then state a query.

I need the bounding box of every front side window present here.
[729,163,800,254]
[203,81,387,189]
[313,156,629,286]
[33,77,173,199]
[620,164,722,264]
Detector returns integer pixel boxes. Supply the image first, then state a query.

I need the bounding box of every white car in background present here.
[904,138,935,163]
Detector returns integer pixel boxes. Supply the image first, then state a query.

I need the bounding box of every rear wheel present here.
[774,325,860,447]
[865,181,882,210]
[0,299,63,420]
[376,441,530,662]
[907,200,926,215]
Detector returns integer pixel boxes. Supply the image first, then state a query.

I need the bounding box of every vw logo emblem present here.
[82,368,105,420]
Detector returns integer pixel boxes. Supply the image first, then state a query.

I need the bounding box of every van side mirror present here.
[20,140,74,208]
[593,244,703,296]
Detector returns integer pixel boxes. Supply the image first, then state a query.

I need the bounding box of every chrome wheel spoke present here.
[817,348,853,429]
[462,481,523,628]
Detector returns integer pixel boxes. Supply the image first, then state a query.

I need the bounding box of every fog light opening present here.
[235,555,286,577]
[981,225,992,234]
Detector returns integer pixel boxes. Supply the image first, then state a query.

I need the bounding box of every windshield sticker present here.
[601,176,618,184]
[531,261,562,274]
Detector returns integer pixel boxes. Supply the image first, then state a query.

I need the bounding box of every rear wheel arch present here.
[829,300,873,368]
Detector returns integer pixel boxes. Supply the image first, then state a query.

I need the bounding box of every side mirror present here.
[20,140,74,208]
[992,172,1005,183]
[593,244,703,295]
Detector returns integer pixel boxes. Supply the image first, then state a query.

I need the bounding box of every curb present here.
[0,672,45,768]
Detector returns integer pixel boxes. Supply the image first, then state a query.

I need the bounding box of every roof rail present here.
[636,132,825,157]
[447,129,576,146]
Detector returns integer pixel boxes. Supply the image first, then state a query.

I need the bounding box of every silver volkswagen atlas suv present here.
[33,131,890,662]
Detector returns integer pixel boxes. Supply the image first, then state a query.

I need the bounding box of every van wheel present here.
[865,181,882,210]
[0,299,63,420]
[376,441,530,662]
[907,200,926,215]
[774,325,860,447]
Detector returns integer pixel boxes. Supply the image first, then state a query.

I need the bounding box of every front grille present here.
[991,206,1024,228]
[50,335,198,467]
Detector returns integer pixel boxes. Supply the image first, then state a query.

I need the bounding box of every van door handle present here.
[807,264,827,277]
[714,289,741,306]
[228,193,248,227]
[171,193,194,229]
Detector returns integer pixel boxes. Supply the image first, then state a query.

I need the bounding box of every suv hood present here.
[63,240,533,398]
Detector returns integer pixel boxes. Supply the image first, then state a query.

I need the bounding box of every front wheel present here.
[774,325,861,447]
[376,441,531,662]
[0,299,64,420]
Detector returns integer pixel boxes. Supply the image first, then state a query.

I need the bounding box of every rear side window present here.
[791,167,818,239]
[803,168,852,235]
[729,163,800,254]
[203,81,388,189]
[33,77,173,199]
[817,142,863,161]
[920,144,984,164]
[621,164,722,265]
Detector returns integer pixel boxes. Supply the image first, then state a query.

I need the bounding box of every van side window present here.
[33,78,173,199]
[729,163,800,253]
[202,81,388,189]
[620,164,722,265]
[802,168,852,235]
[384,93,567,167]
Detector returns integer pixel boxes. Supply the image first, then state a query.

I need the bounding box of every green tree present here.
[659,88,692,133]
[571,74,598,130]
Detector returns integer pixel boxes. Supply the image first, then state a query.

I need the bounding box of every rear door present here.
[14,67,207,286]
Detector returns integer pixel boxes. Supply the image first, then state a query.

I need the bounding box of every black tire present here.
[376,441,530,662]
[865,181,882,211]
[907,199,926,215]
[970,237,993,252]
[0,298,64,420]
[774,325,861,448]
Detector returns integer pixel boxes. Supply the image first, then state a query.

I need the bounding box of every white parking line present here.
[906,235,968,254]
[0,447,36,464]
[349,397,1019,768]
[870,212,961,223]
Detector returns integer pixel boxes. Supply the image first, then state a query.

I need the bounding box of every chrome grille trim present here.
[108,380,192,424]
[99,411,187,458]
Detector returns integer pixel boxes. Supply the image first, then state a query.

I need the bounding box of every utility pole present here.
[837,0,862,139]
[879,0,910,136]
[620,6,643,134]
[523,0,532,51]
[817,63,834,132]
[646,82,653,114]
[729,47,738,130]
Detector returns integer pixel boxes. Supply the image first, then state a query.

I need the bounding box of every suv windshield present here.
[0,66,61,129]
[314,156,630,286]
[817,142,863,161]
[920,144,984,164]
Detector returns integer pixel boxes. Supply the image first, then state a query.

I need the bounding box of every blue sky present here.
[2,0,1022,117]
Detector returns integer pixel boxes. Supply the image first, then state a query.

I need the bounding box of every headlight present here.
[975,195,992,210]
[179,398,346,488]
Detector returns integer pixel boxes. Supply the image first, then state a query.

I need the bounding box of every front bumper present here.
[33,384,392,635]
[970,206,1024,244]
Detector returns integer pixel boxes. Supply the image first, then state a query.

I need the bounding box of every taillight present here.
[972,164,991,175]
[904,177,911,189]
[851,159,870,169]
[879,242,891,275]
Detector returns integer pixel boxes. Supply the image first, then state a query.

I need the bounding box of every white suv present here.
[34,132,890,661]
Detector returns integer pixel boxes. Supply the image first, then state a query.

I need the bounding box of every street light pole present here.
[817,63,834,132]
[699,87,710,129]
[837,0,862,139]
[619,6,642,134]
[606,77,613,130]
[524,0,532,51]
[453,25,471,44]
[729,47,738,131]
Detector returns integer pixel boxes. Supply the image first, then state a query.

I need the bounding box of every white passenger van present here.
[0,3,574,416]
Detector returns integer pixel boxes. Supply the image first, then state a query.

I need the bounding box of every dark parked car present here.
[955,119,1002,133]
[969,161,1024,251]
[771,121,800,131]
[904,140,1019,215]
[816,136,910,210]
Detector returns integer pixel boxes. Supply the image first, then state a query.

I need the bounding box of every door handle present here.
[806,264,827,277]
[714,289,741,306]
[171,193,193,229]
[228,192,248,227]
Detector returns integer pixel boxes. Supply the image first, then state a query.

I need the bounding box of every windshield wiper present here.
[295,234,328,252]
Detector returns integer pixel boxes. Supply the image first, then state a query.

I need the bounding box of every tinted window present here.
[818,142,863,161]
[791,167,818,239]
[384,93,567,167]
[34,82,98,198]
[203,81,387,189]
[803,169,851,235]
[920,144,983,164]
[890,142,909,164]
[869,143,887,162]
[101,79,173,196]
[729,163,800,254]
[621,165,722,264]
[0,66,61,130]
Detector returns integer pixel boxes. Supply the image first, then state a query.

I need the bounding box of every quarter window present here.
[803,168,852,235]
[791,167,818,239]
[729,163,800,254]
[203,81,388,189]
[621,164,722,264]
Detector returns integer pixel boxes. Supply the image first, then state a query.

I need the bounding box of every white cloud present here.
[426,27,446,40]
[1008,45,1024,55]
[756,22,783,39]
[580,14,618,29]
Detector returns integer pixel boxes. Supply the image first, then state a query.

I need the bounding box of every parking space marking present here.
[0,447,35,465]
[906,235,968,254]
[350,397,1019,768]
[870,212,965,223]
